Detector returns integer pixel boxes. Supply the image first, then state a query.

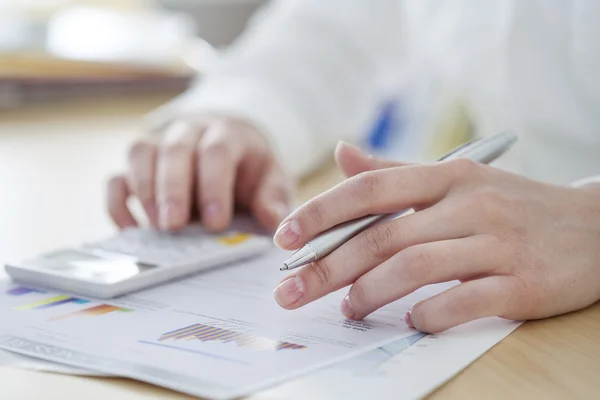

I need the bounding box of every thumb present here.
[334,141,408,177]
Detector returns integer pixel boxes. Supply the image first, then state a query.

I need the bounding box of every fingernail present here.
[341,295,355,319]
[273,276,304,308]
[203,201,221,226]
[273,219,301,248]
[337,140,359,151]
[144,202,158,225]
[337,140,367,155]
[159,200,179,230]
[405,311,415,328]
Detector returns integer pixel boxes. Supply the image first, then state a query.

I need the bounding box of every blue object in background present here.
[364,98,406,159]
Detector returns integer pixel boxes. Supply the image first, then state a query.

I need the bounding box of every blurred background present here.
[0,0,280,263]
[0,0,269,107]
[0,0,470,265]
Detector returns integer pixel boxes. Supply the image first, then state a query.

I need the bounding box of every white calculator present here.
[5,222,271,299]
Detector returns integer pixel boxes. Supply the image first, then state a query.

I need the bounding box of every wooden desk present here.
[1,96,599,399]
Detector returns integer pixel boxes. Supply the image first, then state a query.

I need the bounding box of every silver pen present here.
[280,130,518,271]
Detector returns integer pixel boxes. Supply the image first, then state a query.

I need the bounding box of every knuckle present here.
[308,258,333,286]
[450,157,479,173]
[445,295,472,318]
[201,138,232,159]
[446,287,486,320]
[161,141,191,159]
[212,117,236,131]
[445,158,483,182]
[489,234,532,281]
[396,249,433,282]
[473,186,514,225]
[305,200,325,226]
[361,224,395,259]
[128,140,155,162]
[350,172,380,204]
[500,275,541,318]
[517,258,546,297]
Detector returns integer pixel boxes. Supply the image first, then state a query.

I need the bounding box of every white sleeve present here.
[150,0,409,178]
[571,176,600,188]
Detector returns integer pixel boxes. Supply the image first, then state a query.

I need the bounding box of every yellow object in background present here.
[217,233,253,246]
[426,93,475,159]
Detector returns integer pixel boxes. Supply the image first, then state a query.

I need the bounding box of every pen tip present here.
[280,264,288,271]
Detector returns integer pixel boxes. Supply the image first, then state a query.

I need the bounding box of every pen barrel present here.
[309,214,384,259]
[444,130,517,163]
[300,131,517,265]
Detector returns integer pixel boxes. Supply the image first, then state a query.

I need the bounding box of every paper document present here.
[0,246,462,399]
[255,317,520,400]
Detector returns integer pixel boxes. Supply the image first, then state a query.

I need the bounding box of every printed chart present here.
[156,323,307,351]
[6,286,132,321]
[0,245,436,400]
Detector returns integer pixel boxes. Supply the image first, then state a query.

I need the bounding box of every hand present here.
[107,117,292,232]
[272,142,600,333]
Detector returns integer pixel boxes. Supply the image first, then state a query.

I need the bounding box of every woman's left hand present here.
[272,142,600,333]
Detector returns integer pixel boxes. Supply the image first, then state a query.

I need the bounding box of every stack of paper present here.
[0,243,520,399]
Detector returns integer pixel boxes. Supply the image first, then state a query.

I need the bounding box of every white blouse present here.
[155,0,600,186]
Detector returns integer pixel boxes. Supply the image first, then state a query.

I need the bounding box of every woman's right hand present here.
[107,116,293,232]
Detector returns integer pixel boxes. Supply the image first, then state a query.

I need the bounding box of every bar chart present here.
[158,323,307,352]
[6,285,131,321]
[6,286,45,296]
[48,304,132,321]
[13,295,90,310]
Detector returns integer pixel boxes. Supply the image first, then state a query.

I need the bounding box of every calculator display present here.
[40,249,155,284]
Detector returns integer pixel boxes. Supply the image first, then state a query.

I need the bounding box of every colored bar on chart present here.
[175,325,215,341]
[36,297,88,309]
[13,295,90,311]
[218,331,240,342]
[276,341,307,351]
[276,342,295,350]
[203,328,229,341]
[6,287,45,296]
[157,323,308,352]
[48,304,131,321]
[176,326,214,341]
[217,232,252,246]
[162,323,201,337]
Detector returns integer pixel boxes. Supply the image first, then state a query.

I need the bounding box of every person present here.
[106,0,600,334]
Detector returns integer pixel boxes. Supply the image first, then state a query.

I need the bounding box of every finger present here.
[127,139,158,225]
[342,235,504,319]
[107,175,137,229]
[274,204,470,309]
[197,123,245,231]
[334,141,408,177]
[156,121,203,231]
[251,162,293,232]
[274,158,478,250]
[407,276,513,333]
